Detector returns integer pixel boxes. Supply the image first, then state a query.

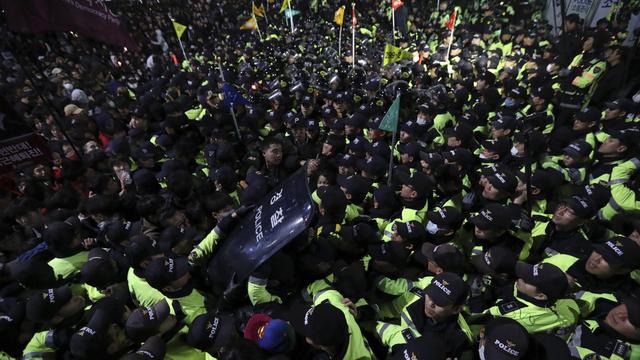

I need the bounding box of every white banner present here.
[545,0,617,34]
[623,11,640,46]
[589,0,617,27]
[566,0,595,20]
[545,0,563,36]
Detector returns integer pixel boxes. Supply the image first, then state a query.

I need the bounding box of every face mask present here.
[416,117,427,126]
[63,83,73,90]
[426,221,439,235]
[633,93,640,103]
[479,345,486,360]
[510,146,519,156]
[546,64,555,73]
[503,98,516,108]
[478,153,489,160]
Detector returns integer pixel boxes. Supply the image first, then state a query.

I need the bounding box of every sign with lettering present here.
[208,166,315,285]
[0,134,49,174]
[0,97,50,175]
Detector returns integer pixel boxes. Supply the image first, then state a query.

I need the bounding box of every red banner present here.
[445,9,457,31]
[392,0,404,10]
[352,5,358,28]
[0,97,51,175]
[0,134,50,175]
[1,0,139,51]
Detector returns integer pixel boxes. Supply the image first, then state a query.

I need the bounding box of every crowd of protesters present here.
[1,0,640,359]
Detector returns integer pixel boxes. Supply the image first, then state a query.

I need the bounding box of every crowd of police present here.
[1,0,640,359]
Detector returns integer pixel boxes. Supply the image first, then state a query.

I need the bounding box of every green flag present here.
[284,9,300,18]
[379,94,400,132]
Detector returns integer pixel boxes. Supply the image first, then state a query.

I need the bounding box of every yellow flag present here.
[279,0,289,13]
[253,3,266,17]
[240,17,257,30]
[172,20,186,39]
[334,6,345,25]
[383,43,413,65]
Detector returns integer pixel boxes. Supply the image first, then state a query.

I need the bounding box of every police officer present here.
[598,157,640,222]
[563,235,640,295]
[528,195,598,260]
[291,299,375,359]
[482,262,580,337]
[566,295,640,359]
[23,286,87,359]
[377,272,473,358]
[478,316,573,359]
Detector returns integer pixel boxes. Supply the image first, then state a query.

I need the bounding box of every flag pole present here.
[338,22,343,58]
[392,7,396,45]
[264,0,269,26]
[387,124,397,186]
[551,0,559,36]
[177,37,188,62]
[445,30,454,63]
[351,3,356,70]
[218,62,243,141]
[252,1,264,40]
[287,0,295,33]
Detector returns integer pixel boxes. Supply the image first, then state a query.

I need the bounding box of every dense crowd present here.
[1,0,640,359]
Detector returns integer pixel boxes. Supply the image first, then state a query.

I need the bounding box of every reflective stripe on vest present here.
[377,322,390,339]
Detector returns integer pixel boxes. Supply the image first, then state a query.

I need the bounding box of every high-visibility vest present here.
[598,158,640,221]
[567,320,640,360]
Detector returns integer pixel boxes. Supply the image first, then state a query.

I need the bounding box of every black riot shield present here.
[207,166,315,286]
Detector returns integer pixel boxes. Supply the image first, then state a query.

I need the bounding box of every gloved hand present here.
[213,214,235,236]
[214,205,256,236]
[234,204,256,217]
[188,250,201,266]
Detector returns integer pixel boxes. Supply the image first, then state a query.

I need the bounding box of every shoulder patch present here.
[498,300,526,314]
[613,340,630,358]
[401,328,415,342]
[409,287,425,298]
